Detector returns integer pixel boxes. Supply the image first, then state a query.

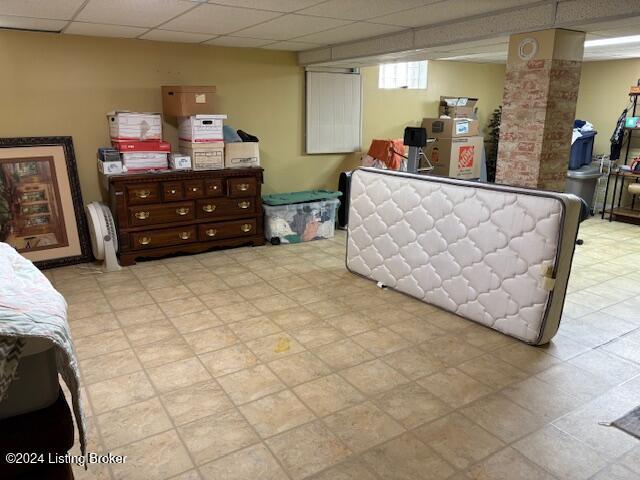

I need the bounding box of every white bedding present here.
[346,168,581,345]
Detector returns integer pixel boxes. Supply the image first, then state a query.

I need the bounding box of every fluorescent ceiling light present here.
[585,35,640,47]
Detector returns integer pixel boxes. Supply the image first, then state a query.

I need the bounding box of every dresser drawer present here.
[162,182,184,201]
[184,180,205,199]
[127,183,160,205]
[129,202,195,226]
[196,197,255,218]
[131,226,198,250]
[199,218,257,241]
[227,177,257,197]
[204,178,224,197]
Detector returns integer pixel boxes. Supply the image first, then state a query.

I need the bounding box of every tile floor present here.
[48,217,640,480]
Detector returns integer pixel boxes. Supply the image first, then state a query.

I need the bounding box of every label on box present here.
[455,121,470,135]
[456,98,468,106]
[195,94,206,104]
[458,145,475,171]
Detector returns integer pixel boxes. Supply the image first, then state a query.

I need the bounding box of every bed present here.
[346,168,582,345]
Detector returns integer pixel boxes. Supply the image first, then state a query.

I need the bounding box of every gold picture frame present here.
[0,137,91,268]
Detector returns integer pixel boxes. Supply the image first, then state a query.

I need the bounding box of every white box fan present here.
[85,202,122,272]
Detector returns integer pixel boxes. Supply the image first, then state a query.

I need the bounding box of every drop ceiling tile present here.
[162,4,282,34]
[0,0,85,20]
[446,43,508,54]
[0,15,67,31]
[234,13,351,41]
[371,0,538,27]
[297,0,430,21]
[204,36,273,48]
[261,40,320,51]
[295,21,402,44]
[206,0,327,13]
[65,21,148,38]
[76,0,194,28]
[140,29,213,43]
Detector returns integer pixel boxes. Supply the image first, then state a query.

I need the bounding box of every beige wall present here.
[0,29,506,205]
[576,58,640,156]
[361,61,506,148]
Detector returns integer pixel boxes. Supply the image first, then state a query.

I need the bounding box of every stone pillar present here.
[495,29,585,191]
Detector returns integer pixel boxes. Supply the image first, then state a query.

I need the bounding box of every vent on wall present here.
[305,68,362,154]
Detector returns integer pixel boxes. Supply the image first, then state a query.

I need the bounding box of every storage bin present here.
[569,131,596,170]
[263,195,340,244]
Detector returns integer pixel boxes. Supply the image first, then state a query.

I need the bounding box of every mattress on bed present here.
[346,168,581,345]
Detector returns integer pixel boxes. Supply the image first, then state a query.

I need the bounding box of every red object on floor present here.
[367,139,405,170]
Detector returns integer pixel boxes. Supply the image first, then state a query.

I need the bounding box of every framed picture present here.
[0,137,92,269]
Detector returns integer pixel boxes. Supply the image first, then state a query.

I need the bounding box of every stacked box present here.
[421,97,483,180]
[178,115,227,170]
[179,141,224,171]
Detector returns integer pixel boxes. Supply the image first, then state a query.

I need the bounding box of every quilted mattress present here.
[346,168,581,345]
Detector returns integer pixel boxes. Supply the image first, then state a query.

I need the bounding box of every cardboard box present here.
[425,136,483,179]
[121,152,168,172]
[112,140,171,152]
[179,141,224,171]
[107,111,162,141]
[438,96,478,118]
[170,153,192,170]
[178,115,226,143]
[225,142,260,168]
[421,117,479,138]
[162,86,216,117]
[97,159,123,175]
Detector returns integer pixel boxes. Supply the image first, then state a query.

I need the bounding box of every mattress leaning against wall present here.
[345,168,582,345]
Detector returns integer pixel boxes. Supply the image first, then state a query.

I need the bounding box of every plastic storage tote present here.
[262,192,340,244]
[569,131,596,170]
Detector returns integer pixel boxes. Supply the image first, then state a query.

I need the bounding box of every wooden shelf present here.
[611,207,640,224]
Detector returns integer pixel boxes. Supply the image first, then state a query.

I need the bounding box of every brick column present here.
[496,29,585,192]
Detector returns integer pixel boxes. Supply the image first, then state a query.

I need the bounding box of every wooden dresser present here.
[107,168,265,266]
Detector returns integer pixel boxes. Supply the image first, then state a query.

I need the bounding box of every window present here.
[378,61,428,89]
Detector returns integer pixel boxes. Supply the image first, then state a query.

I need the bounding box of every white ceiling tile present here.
[0,15,67,31]
[371,0,539,27]
[233,13,352,40]
[297,0,430,21]
[206,0,326,13]
[76,0,194,28]
[261,40,319,50]
[204,35,273,48]
[295,21,402,44]
[0,0,85,20]
[162,4,282,34]
[140,29,213,43]
[65,22,148,38]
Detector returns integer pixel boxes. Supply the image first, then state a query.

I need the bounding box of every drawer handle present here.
[169,189,177,195]
[237,183,250,191]
[191,187,199,192]
[135,211,150,220]
[135,189,151,199]
[212,185,219,190]
[241,223,253,233]
[205,228,217,237]
[176,207,190,216]
[238,201,251,209]
[139,236,151,245]
[179,231,191,240]
[203,204,217,213]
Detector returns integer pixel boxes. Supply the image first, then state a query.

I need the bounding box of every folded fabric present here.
[223,125,243,143]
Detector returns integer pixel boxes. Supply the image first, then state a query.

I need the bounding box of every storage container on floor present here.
[262,190,340,244]
[569,130,596,170]
[565,163,602,213]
